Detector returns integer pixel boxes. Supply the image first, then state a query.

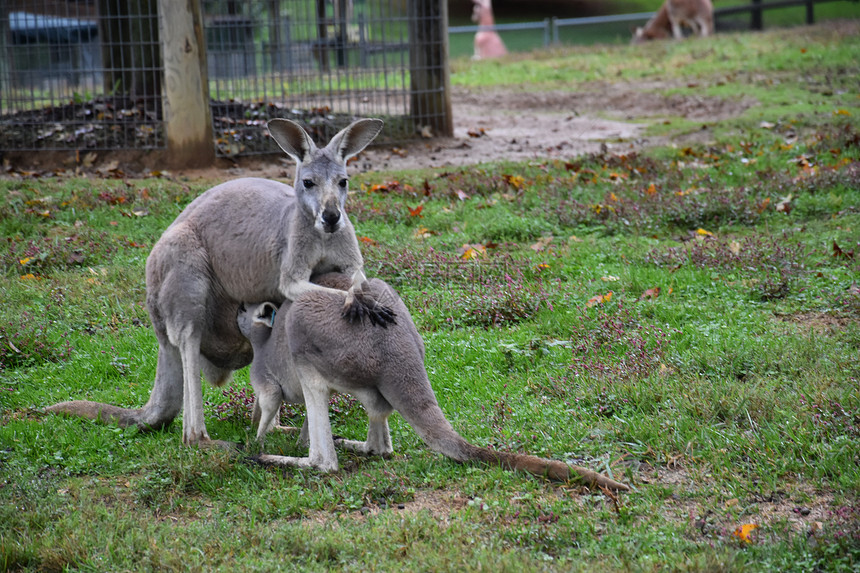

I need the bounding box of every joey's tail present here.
[380,381,629,491]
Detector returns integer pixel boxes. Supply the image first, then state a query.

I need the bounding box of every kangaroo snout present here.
[321,206,341,233]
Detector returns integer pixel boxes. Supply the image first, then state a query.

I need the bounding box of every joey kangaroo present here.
[632,0,713,43]
[47,119,394,447]
[238,273,630,491]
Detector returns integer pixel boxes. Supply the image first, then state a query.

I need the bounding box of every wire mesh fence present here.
[0,0,164,153]
[0,0,448,158]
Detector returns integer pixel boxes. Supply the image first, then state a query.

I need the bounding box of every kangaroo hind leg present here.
[333,387,394,457]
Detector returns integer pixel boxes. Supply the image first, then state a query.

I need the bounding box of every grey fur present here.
[47,119,391,447]
[239,273,630,490]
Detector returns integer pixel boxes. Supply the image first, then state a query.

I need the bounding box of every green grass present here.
[2,23,860,572]
[448,0,860,58]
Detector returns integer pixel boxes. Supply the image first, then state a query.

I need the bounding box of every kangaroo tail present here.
[458,441,630,491]
[384,384,630,490]
[45,401,168,430]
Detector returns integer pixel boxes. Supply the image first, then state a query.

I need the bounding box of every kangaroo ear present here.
[326,118,384,162]
[267,119,316,164]
[252,302,279,328]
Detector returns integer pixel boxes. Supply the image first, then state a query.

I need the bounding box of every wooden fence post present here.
[408,0,453,138]
[751,0,763,30]
[806,0,815,24]
[158,0,215,168]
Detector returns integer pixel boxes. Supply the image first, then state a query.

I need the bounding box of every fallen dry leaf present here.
[412,227,434,240]
[503,174,526,190]
[458,243,486,260]
[776,194,793,214]
[833,240,854,260]
[638,287,660,301]
[585,291,613,308]
[729,240,741,255]
[732,523,759,544]
[530,236,553,252]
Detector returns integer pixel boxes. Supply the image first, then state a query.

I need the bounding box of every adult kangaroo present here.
[238,273,630,491]
[47,119,393,447]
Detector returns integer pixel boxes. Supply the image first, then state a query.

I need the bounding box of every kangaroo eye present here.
[302,179,315,189]
[338,179,348,188]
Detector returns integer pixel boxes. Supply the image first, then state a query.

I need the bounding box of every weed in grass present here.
[805,503,860,570]
[209,383,359,429]
[0,310,73,370]
[537,303,674,401]
[536,150,772,235]
[644,233,808,300]
[834,282,860,315]
[370,247,557,329]
[800,396,859,441]
[3,230,120,276]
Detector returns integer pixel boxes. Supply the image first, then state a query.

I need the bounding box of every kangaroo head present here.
[237,301,278,344]
[267,118,384,234]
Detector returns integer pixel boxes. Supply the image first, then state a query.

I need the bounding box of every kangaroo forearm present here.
[282,279,347,302]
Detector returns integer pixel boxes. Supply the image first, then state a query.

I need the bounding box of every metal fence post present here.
[806,0,815,24]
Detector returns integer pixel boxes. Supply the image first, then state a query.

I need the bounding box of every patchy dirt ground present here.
[354,83,754,172]
[3,79,754,180]
[213,81,754,179]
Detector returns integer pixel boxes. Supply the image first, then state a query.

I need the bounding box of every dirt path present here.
[210,81,753,179]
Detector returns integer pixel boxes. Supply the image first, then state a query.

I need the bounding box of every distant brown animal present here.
[238,273,630,491]
[472,0,507,59]
[632,0,713,43]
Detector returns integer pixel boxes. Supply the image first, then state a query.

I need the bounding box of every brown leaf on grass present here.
[422,179,433,197]
[729,240,741,255]
[370,180,400,194]
[832,240,854,260]
[638,287,661,300]
[530,236,553,252]
[776,194,793,214]
[585,291,612,308]
[467,127,487,138]
[358,236,378,246]
[412,227,435,240]
[458,243,486,260]
[453,188,470,201]
[503,174,526,190]
[407,204,424,218]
